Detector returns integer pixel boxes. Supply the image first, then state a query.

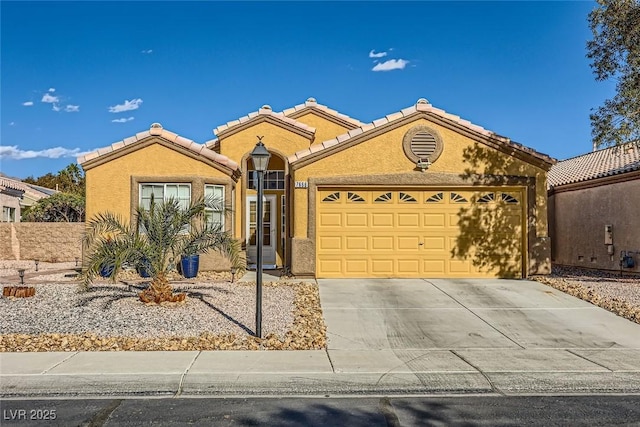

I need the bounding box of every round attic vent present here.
[416,98,429,105]
[402,125,443,165]
[261,105,272,110]
[411,132,437,158]
[150,123,163,129]
[306,97,317,103]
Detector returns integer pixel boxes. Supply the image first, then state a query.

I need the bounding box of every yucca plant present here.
[81,196,244,303]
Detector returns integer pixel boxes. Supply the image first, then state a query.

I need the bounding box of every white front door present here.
[246,194,277,269]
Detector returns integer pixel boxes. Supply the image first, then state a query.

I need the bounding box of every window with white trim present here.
[140,184,191,210]
[204,184,225,228]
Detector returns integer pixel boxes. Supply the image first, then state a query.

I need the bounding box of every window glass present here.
[204,185,225,228]
[140,184,190,210]
[248,170,285,190]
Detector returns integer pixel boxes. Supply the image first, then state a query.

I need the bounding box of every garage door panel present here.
[371,259,394,274]
[398,236,420,250]
[372,236,393,250]
[346,236,368,250]
[317,188,524,278]
[372,213,394,227]
[423,237,446,251]
[319,213,342,227]
[449,260,471,273]
[346,213,368,227]
[345,259,368,274]
[423,259,446,274]
[397,259,420,274]
[424,213,446,227]
[318,236,342,251]
[318,259,342,275]
[397,213,419,227]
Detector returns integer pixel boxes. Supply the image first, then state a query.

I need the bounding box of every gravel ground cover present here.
[0,261,326,352]
[532,265,640,325]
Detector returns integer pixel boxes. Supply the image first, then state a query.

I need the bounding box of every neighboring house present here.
[79,97,554,278]
[0,174,55,222]
[548,142,640,274]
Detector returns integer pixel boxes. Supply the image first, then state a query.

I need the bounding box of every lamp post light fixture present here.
[34,259,39,271]
[250,136,271,339]
[75,257,80,267]
[17,268,26,286]
[230,266,237,283]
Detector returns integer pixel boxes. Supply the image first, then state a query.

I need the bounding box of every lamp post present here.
[250,136,271,338]
[34,259,39,271]
[17,268,26,285]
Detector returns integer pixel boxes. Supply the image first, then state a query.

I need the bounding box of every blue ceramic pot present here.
[180,254,199,278]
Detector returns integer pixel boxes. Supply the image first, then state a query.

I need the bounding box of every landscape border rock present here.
[532,267,640,325]
[0,281,326,352]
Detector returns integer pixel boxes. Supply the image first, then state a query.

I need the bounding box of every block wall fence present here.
[0,223,84,261]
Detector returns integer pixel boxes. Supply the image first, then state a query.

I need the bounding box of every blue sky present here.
[1,1,612,179]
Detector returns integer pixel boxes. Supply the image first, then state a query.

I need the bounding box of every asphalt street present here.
[2,395,640,426]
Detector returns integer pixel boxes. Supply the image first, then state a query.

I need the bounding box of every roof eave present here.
[290,110,555,171]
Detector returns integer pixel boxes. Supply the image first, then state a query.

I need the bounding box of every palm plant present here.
[81,196,244,303]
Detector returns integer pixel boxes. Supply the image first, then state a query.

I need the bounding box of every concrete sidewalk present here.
[2,278,640,397]
[2,348,640,397]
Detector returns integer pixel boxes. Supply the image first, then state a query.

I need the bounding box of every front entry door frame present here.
[246,194,277,269]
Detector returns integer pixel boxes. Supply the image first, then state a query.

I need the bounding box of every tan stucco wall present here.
[291,112,352,145]
[550,176,640,273]
[0,223,84,261]
[292,118,548,238]
[0,194,21,221]
[218,122,310,246]
[85,142,230,221]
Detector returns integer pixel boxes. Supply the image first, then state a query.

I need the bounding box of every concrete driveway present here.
[317,278,640,394]
[318,278,640,350]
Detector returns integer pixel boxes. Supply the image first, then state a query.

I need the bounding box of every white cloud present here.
[141,49,153,54]
[369,49,388,59]
[22,101,34,106]
[112,117,134,123]
[372,59,409,72]
[48,88,56,92]
[41,93,59,103]
[65,105,80,112]
[9,122,15,126]
[52,103,61,112]
[109,98,143,113]
[0,145,94,160]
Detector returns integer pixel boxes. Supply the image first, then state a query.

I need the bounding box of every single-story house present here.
[79,97,554,278]
[0,174,56,222]
[548,142,640,273]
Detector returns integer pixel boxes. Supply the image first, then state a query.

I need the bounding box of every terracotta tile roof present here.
[282,97,364,127]
[548,142,640,188]
[77,123,238,171]
[204,137,220,152]
[288,98,554,166]
[213,105,316,137]
[0,176,54,200]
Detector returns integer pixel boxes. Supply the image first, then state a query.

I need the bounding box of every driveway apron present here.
[317,278,640,351]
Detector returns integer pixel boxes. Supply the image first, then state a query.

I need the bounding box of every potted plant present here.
[180,253,200,279]
[81,196,244,304]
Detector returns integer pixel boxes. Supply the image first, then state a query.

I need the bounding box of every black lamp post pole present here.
[251,137,270,339]
[256,169,264,338]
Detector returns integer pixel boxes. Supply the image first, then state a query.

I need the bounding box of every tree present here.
[81,197,244,304]
[24,163,85,196]
[22,192,85,222]
[587,0,640,148]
